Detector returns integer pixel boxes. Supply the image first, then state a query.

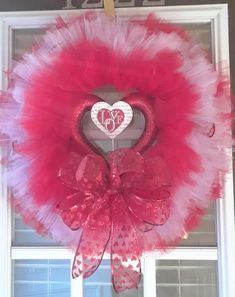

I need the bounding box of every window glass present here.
[13,259,71,297]
[179,23,212,54]
[12,213,59,246]
[84,259,143,297]
[156,260,217,297]
[180,204,216,247]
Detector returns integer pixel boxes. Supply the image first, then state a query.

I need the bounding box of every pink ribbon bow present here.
[56,148,171,292]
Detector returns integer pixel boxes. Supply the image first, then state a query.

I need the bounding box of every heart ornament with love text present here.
[91,101,133,139]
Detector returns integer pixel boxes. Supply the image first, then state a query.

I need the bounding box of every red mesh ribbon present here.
[56,148,171,292]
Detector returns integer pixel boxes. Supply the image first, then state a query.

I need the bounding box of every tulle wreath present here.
[0,13,232,292]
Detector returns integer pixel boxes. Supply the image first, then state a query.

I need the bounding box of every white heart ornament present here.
[91,101,133,139]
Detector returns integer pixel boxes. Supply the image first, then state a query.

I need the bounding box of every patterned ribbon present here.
[56,148,171,292]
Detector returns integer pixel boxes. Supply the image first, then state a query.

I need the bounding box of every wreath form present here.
[0,13,231,292]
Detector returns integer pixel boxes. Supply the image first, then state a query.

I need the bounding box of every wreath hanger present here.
[104,0,115,16]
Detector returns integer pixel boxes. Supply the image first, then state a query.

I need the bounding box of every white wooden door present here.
[0,4,234,297]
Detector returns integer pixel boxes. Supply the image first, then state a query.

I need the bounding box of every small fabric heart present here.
[91,101,133,139]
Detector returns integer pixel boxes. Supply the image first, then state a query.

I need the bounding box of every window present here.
[1,5,235,297]
[13,260,71,297]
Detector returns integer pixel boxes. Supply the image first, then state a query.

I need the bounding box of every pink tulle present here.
[0,12,232,292]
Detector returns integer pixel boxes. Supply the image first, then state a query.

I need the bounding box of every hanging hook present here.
[104,0,115,17]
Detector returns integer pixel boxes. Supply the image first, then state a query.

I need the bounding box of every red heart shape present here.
[71,93,158,155]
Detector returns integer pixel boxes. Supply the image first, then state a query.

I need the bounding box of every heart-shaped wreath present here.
[0,13,232,292]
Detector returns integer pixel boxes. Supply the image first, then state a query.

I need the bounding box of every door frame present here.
[0,4,234,297]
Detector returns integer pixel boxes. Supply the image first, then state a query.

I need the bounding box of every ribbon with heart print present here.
[56,148,171,292]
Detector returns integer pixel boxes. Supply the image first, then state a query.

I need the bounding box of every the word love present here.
[98,109,124,133]
[91,101,133,139]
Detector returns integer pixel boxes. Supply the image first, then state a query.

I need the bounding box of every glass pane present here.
[84,259,143,297]
[12,23,212,58]
[179,204,216,247]
[13,259,70,297]
[12,212,60,246]
[11,28,64,246]
[12,28,45,60]
[156,260,217,297]
[179,23,212,57]
[177,23,216,247]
